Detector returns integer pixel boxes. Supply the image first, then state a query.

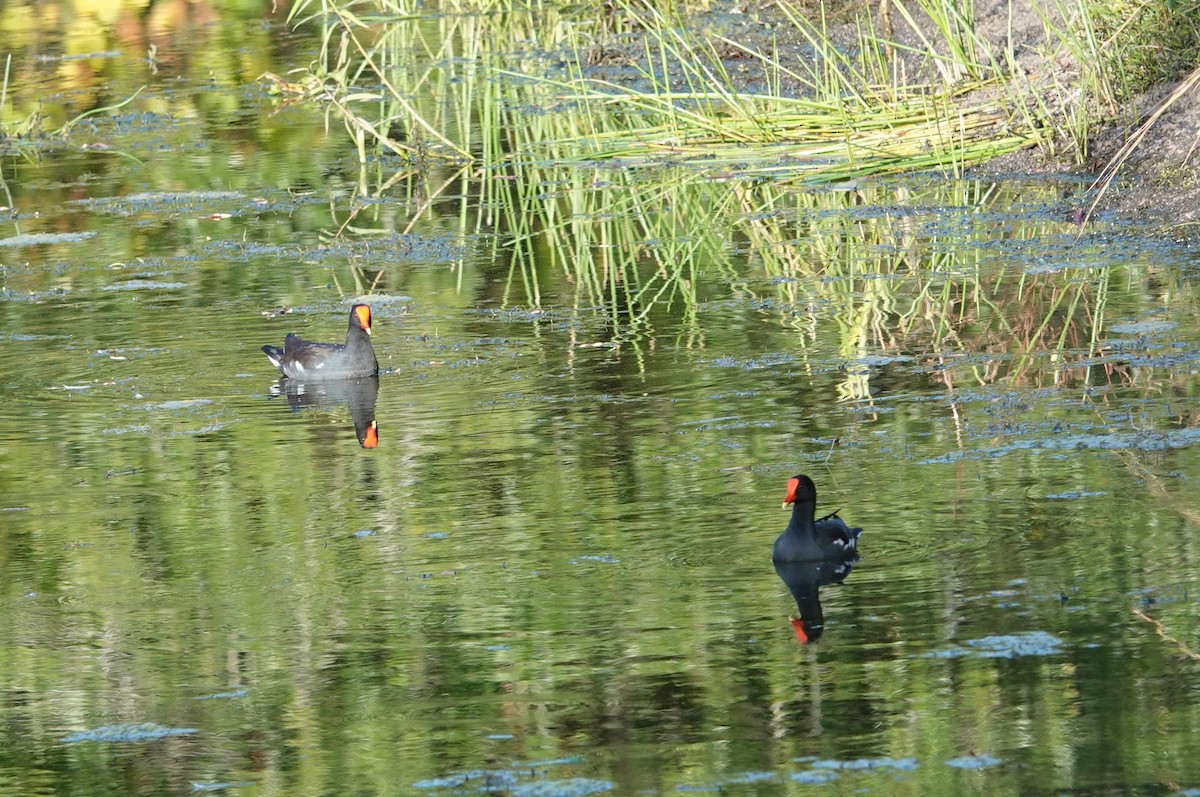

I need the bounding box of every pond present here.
[3,3,1200,796]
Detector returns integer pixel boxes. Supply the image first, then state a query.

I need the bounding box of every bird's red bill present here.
[783,477,800,507]
[362,421,378,449]
[791,617,809,644]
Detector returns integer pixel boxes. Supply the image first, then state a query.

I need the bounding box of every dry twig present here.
[1132,607,1200,661]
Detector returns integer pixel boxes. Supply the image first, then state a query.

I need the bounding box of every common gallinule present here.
[262,304,379,380]
[773,474,861,563]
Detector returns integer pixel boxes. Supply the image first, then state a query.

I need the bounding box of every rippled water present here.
[4,6,1200,797]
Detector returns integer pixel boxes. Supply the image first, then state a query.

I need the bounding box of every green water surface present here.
[3,3,1200,796]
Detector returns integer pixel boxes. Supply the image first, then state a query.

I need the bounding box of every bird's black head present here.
[783,474,817,507]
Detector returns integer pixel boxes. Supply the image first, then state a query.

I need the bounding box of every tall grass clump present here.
[1088,0,1200,97]
[270,0,1167,363]
[279,0,1060,189]
[279,0,1199,184]
[1057,0,1200,219]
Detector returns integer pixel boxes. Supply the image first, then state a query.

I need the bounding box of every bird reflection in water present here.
[270,376,379,448]
[773,555,858,643]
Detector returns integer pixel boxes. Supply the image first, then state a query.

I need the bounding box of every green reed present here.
[281,0,1059,178]
[275,0,1157,389]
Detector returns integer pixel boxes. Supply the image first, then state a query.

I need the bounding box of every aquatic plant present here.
[268,0,1184,384]
[278,0,1051,182]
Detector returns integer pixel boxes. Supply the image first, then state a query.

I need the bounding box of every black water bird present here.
[262,304,379,381]
[773,474,861,562]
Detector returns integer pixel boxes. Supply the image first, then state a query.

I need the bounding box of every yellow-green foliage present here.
[1088,0,1200,96]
